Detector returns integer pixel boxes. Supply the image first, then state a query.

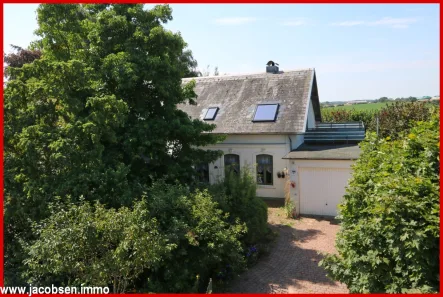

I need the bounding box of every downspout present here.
[288,136,293,151]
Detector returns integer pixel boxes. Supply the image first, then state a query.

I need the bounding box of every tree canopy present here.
[4,4,224,285]
[4,45,42,79]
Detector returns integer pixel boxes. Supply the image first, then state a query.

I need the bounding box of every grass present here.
[322,102,389,111]
[323,101,438,112]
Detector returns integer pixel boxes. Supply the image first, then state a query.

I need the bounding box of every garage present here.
[283,144,361,217]
[298,166,352,216]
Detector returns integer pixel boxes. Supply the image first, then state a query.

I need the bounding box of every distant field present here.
[322,102,389,111]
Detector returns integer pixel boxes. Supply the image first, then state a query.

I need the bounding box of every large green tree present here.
[4,4,223,284]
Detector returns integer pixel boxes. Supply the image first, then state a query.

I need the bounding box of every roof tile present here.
[179,69,314,134]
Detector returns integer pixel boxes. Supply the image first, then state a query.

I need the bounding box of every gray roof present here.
[283,144,361,160]
[178,69,320,134]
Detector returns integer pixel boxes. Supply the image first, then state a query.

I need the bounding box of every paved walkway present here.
[228,207,349,293]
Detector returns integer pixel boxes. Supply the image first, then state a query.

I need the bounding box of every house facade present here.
[179,66,364,217]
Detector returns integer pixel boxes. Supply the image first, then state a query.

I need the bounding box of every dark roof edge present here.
[310,71,322,122]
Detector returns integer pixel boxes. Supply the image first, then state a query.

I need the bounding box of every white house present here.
[345,100,369,105]
[179,65,364,217]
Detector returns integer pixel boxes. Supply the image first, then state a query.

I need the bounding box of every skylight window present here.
[253,104,279,122]
[204,107,219,120]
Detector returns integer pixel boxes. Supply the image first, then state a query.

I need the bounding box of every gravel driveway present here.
[228,207,349,293]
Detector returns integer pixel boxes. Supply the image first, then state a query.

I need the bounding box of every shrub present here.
[208,169,270,246]
[321,108,376,129]
[25,181,247,293]
[319,110,440,293]
[374,101,435,139]
[284,180,296,218]
[25,200,173,293]
[283,199,296,219]
[139,180,246,293]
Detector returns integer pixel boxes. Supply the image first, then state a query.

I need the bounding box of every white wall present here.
[204,135,291,199]
[287,159,355,216]
[288,134,304,150]
[306,98,316,129]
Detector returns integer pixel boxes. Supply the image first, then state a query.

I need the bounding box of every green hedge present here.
[319,110,440,293]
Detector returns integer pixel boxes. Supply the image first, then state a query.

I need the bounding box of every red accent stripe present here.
[1,0,441,3]
[0,2,441,296]
[0,2,4,288]
[439,3,442,295]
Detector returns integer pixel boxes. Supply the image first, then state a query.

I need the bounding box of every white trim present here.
[257,185,277,190]
[302,69,315,133]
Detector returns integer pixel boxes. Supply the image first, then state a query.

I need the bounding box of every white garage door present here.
[299,167,352,217]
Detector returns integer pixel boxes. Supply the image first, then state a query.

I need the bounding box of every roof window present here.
[253,104,279,122]
[204,107,219,120]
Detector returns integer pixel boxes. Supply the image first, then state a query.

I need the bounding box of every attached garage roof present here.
[283,144,361,160]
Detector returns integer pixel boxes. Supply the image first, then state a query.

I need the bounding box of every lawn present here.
[322,102,389,111]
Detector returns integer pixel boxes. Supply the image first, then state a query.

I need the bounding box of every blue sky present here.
[4,4,440,102]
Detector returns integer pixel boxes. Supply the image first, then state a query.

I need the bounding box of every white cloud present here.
[331,17,419,29]
[214,17,311,26]
[280,20,306,26]
[214,17,259,25]
[369,17,417,28]
[331,21,365,27]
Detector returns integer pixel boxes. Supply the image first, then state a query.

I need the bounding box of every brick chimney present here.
[266,60,279,74]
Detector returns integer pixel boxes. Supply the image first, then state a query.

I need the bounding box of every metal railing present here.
[303,121,366,144]
[306,122,365,132]
[315,122,364,129]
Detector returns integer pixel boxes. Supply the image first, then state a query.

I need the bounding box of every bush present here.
[374,101,435,139]
[319,110,440,293]
[25,200,173,293]
[138,180,246,293]
[208,169,270,246]
[25,181,247,293]
[321,108,376,129]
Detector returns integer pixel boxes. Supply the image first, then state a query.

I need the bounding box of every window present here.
[204,107,219,120]
[224,154,240,178]
[256,154,273,185]
[253,104,279,122]
[195,163,209,183]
